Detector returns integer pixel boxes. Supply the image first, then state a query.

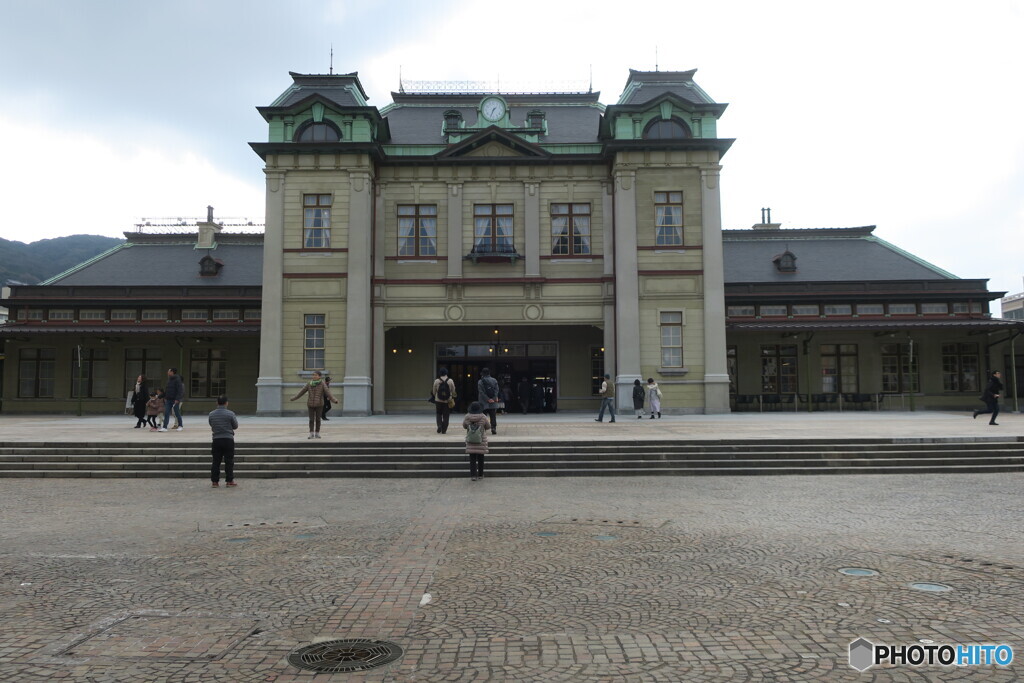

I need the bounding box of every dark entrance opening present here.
[444,358,557,413]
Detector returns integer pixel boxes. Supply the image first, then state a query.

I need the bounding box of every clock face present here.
[481,97,506,121]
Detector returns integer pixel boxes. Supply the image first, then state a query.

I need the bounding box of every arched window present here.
[294,121,341,142]
[642,118,692,140]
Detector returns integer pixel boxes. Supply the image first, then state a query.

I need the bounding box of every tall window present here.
[654,192,683,246]
[124,348,162,394]
[942,343,979,392]
[881,343,919,393]
[19,348,55,398]
[303,194,332,248]
[398,205,438,257]
[761,344,798,394]
[71,347,109,398]
[473,204,514,253]
[304,314,326,370]
[660,311,684,367]
[820,344,858,394]
[190,348,227,398]
[551,203,591,255]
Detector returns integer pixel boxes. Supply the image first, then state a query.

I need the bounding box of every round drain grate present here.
[288,639,403,673]
[910,582,952,592]
[838,567,878,577]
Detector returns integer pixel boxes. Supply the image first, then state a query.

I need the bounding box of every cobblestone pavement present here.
[0,472,1021,681]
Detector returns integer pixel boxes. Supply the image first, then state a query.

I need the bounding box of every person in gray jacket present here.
[209,394,239,488]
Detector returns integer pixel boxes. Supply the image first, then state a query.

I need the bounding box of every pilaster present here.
[524,181,541,278]
[446,182,463,278]
[342,170,375,415]
[256,168,285,415]
[612,166,641,410]
[701,165,730,414]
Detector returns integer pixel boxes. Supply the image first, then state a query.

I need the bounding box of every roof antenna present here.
[329,43,333,75]
[588,64,593,93]
[655,45,659,72]
[399,64,404,93]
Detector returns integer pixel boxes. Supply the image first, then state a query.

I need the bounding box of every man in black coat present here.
[973,371,1003,425]
[160,367,185,432]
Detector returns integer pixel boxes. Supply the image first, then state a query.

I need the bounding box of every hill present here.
[0,235,125,285]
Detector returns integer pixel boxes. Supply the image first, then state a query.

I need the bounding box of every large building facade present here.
[251,69,734,415]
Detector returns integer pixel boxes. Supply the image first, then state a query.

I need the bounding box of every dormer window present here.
[773,250,797,273]
[199,254,223,277]
[643,117,692,140]
[444,110,463,131]
[527,110,545,128]
[294,121,341,142]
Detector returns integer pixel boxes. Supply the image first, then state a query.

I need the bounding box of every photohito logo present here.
[849,638,1014,672]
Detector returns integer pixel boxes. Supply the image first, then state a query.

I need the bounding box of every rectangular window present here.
[941,343,979,392]
[124,348,162,395]
[952,302,970,314]
[791,304,819,316]
[24,309,44,320]
[19,348,55,398]
[727,305,755,317]
[49,309,73,320]
[970,302,983,314]
[591,346,605,395]
[190,348,227,398]
[856,303,884,315]
[660,311,684,367]
[823,304,852,316]
[473,204,514,254]
[71,347,109,398]
[111,310,136,321]
[551,203,591,255]
[921,303,949,314]
[244,309,262,321]
[80,310,105,320]
[182,309,207,320]
[888,303,916,315]
[397,204,438,257]
[820,344,859,394]
[303,314,326,370]
[212,309,240,320]
[881,343,919,393]
[303,194,333,248]
[141,309,168,320]
[761,344,798,394]
[654,191,683,246]
[759,305,787,316]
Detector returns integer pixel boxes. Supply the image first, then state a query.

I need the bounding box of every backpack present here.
[435,380,451,402]
[483,378,499,400]
[466,422,484,444]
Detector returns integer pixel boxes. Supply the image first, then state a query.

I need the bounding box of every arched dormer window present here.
[444,110,463,131]
[642,117,692,140]
[773,250,797,273]
[294,121,341,142]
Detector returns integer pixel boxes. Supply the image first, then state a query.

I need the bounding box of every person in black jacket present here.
[632,379,646,419]
[159,367,185,432]
[477,368,500,435]
[973,371,1003,425]
[130,374,149,428]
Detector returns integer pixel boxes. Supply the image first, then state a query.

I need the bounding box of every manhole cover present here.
[838,567,879,577]
[593,535,617,541]
[534,532,559,537]
[910,582,952,592]
[288,639,403,673]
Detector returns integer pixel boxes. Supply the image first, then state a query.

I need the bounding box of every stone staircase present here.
[1,438,1023,478]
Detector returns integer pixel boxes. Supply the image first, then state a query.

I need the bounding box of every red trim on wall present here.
[283,273,348,279]
[637,245,703,250]
[283,248,349,253]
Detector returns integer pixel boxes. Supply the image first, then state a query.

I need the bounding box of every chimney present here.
[752,207,781,230]
[196,205,222,249]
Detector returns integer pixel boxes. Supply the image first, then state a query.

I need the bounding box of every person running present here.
[973,371,1003,426]
[291,371,339,439]
[463,401,491,481]
[594,374,616,423]
[208,394,239,488]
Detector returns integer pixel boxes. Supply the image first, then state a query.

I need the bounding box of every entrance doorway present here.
[441,357,557,413]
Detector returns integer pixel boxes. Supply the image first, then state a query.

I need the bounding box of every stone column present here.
[446,183,463,278]
[701,165,730,414]
[371,302,386,414]
[256,168,285,415]
[524,182,541,278]
[342,170,374,415]
[612,166,642,410]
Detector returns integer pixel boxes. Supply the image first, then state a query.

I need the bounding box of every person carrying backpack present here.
[477,367,500,435]
[432,367,457,434]
[463,401,491,481]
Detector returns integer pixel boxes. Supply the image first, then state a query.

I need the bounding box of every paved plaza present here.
[0,411,1022,681]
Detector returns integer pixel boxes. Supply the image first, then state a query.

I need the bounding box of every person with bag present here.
[290,371,339,439]
[432,367,457,434]
[321,376,333,421]
[594,373,616,423]
[632,379,646,419]
[647,377,663,419]
[973,370,1003,425]
[463,401,491,481]
[130,374,149,428]
[477,367,500,435]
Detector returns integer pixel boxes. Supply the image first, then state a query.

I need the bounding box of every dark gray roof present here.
[270,72,368,108]
[48,239,264,287]
[384,104,602,145]
[618,69,716,106]
[722,228,957,283]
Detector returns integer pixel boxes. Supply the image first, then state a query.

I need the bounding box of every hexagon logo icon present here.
[849,638,875,671]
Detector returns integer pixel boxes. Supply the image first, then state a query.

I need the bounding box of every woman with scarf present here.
[290,371,339,439]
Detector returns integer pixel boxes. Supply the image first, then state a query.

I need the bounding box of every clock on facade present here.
[480,96,506,122]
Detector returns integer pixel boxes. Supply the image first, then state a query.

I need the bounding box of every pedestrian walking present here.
[463,401,491,481]
[291,371,339,439]
[477,368,500,434]
[432,367,457,434]
[594,373,616,422]
[209,394,238,488]
[647,378,663,419]
[146,389,163,430]
[973,371,1003,425]
[130,374,149,428]
[517,376,531,414]
[632,379,645,419]
[321,376,333,421]
[159,368,184,432]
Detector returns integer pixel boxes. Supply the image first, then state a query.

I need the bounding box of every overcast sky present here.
[1,0,1021,306]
